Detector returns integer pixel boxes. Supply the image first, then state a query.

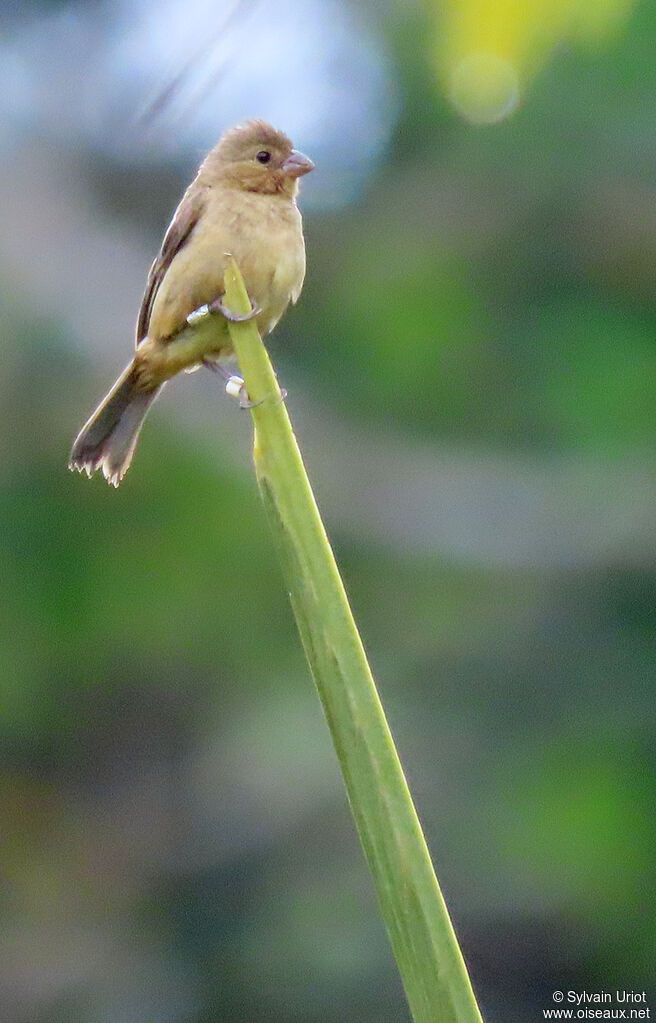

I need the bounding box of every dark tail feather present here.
[69,363,163,487]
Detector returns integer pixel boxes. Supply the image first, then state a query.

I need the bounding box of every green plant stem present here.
[222,258,484,1023]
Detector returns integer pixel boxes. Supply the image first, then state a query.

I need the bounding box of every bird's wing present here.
[135,186,206,346]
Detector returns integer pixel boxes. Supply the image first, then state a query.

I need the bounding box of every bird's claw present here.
[209,297,261,323]
[187,298,260,328]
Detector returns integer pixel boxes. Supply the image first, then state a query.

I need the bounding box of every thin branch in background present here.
[136,0,262,130]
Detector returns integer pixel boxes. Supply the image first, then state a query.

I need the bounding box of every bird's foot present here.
[203,361,250,407]
[228,376,287,409]
[204,361,286,409]
[225,375,252,408]
[186,298,260,327]
[208,296,261,322]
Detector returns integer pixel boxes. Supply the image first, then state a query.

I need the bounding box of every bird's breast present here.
[148,189,305,343]
[224,193,306,335]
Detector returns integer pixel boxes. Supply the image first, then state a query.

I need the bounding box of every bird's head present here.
[204,120,314,197]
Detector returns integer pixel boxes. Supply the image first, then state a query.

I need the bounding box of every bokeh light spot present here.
[449,52,520,124]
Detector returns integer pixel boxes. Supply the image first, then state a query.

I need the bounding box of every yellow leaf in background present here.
[436,0,636,123]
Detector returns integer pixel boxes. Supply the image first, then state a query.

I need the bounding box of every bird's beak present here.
[282,150,315,178]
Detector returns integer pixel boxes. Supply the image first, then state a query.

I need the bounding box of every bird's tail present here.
[69,362,162,487]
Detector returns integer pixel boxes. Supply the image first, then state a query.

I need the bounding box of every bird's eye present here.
[256,150,271,164]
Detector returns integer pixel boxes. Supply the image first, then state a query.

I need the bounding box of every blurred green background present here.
[0,0,654,1020]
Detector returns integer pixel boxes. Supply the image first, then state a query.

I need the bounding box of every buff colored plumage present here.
[69,120,313,486]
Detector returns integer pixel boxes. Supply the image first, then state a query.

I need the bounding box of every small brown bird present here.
[69,120,314,486]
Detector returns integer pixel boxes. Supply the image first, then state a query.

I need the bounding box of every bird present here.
[69,120,314,487]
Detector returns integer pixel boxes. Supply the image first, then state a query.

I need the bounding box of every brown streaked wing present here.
[135,185,206,345]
